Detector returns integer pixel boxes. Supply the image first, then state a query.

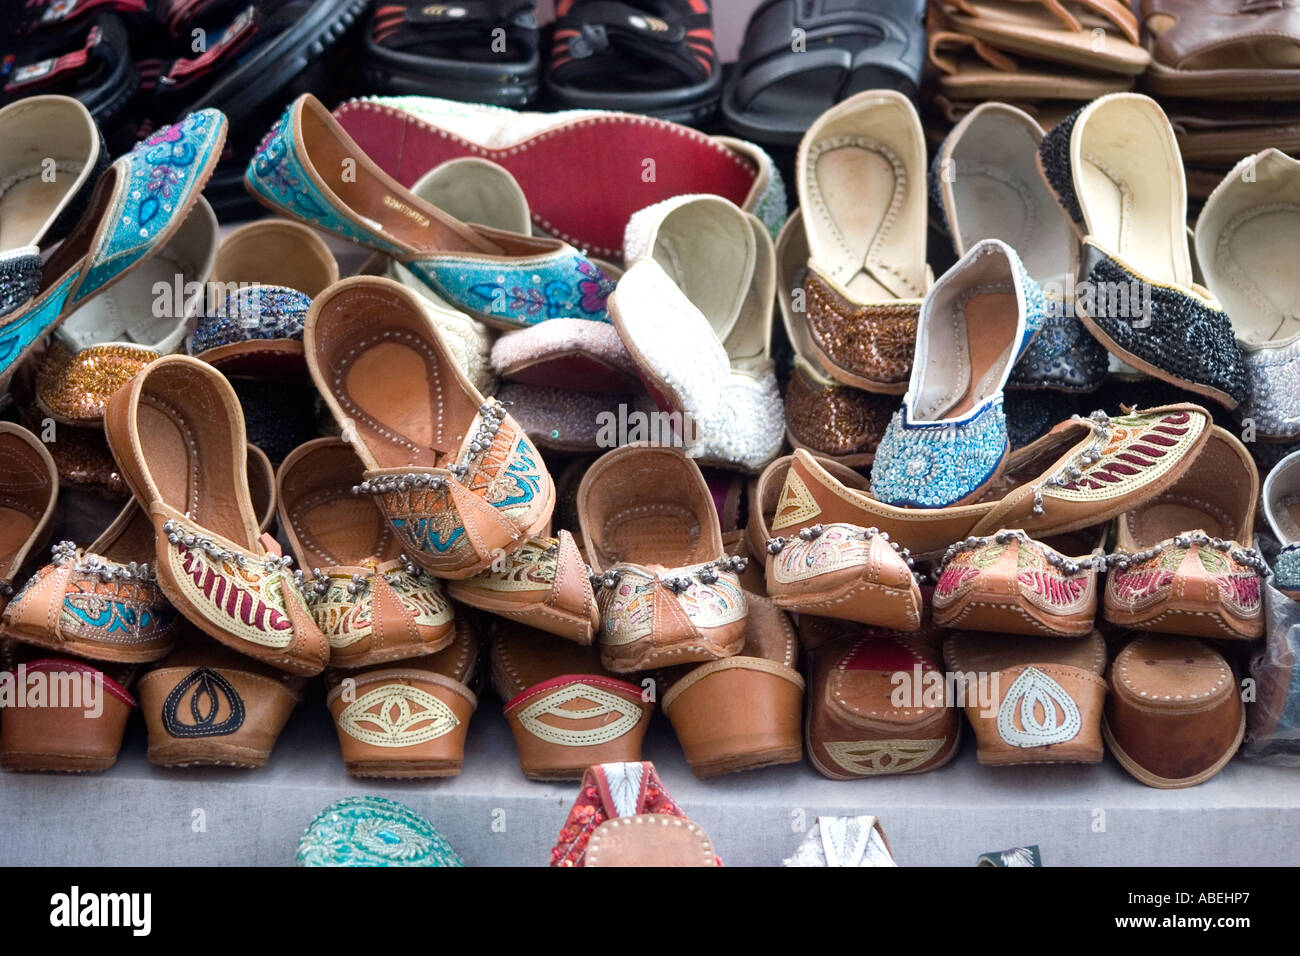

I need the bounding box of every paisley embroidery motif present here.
[1048,410,1204,501]
[162,667,245,738]
[337,684,459,747]
[296,797,464,867]
[309,571,452,648]
[822,738,946,776]
[997,667,1081,748]
[514,682,643,747]
[769,524,873,584]
[598,567,745,644]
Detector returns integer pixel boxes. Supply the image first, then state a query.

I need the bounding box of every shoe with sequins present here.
[1038,92,1247,409]
[0,95,107,322]
[276,437,457,668]
[932,101,1107,393]
[0,108,226,392]
[611,194,784,472]
[245,93,615,331]
[1262,449,1300,601]
[772,403,1214,560]
[797,90,932,395]
[1104,427,1265,640]
[0,424,59,614]
[1196,149,1300,439]
[933,528,1105,637]
[447,530,599,645]
[871,238,1045,508]
[34,196,218,425]
[103,354,330,676]
[578,444,748,673]
[747,456,923,631]
[305,276,555,580]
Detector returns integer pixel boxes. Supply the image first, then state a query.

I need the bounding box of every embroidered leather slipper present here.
[0,641,137,773]
[932,102,1107,393]
[937,0,1149,75]
[550,760,720,866]
[804,617,960,779]
[363,0,539,106]
[0,423,59,613]
[245,94,615,331]
[775,210,895,467]
[297,796,465,866]
[772,403,1213,559]
[944,629,1107,766]
[611,194,784,472]
[492,619,651,780]
[1104,426,1266,641]
[545,0,722,125]
[0,94,107,321]
[579,444,748,673]
[1,504,181,663]
[186,217,338,376]
[0,107,226,391]
[1142,0,1300,100]
[797,90,932,394]
[657,594,804,778]
[933,528,1106,637]
[103,354,330,675]
[136,633,307,768]
[491,319,637,395]
[1104,633,1244,788]
[1195,150,1300,440]
[1037,93,1248,409]
[782,816,897,867]
[1263,449,1300,601]
[722,0,928,146]
[304,276,555,579]
[324,614,477,778]
[927,29,1134,100]
[332,95,786,263]
[277,438,457,668]
[871,239,1045,508]
[748,456,922,630]
[448,531,598,645]
[33,195,218,424]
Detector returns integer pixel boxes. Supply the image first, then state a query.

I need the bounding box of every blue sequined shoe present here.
[871,239,1044,508]
[245,93,614,331]
[0,108,227,391]
[1264,450,1300,601]
[296,797,464,867]
[1038,93,1247,410]
[931,101,1107,393]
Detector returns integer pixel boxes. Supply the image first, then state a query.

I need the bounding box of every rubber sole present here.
[545,71,723,127]
[361,42,540,107]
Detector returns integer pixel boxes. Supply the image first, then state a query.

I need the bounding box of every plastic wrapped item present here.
[1243,535,1300,764]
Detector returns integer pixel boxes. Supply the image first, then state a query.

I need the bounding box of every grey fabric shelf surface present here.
[2,691,1297,867]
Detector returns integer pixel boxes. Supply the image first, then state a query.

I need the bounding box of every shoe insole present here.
[343,342,456,469]
[603,506,701,569]
[0,506,36,570]
[1212,205,1300,345]
[1126,498,1230,548]
[0,174,73,252]
[917,290,1018,420]
[56,252,196,352]
[293,493,394,568]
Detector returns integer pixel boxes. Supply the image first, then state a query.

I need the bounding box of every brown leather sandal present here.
[0,639,138,773]
[136,632,307,769]
[1104,633,1244,788]
[304,275,555,580]
[324,615,478,778]
[492,619,651,780]
[658,594,804,778]
[0,423,58,613]
[103,354,330,675]
[944,630,1107,766]
[804,616,959,779]
[277,437,456,668]
[578,444,748,673]
[448,530,599,645]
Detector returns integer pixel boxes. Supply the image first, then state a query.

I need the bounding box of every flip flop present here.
[722,0,927,145]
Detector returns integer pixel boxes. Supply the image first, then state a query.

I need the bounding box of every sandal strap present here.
[155,4,259,89]
[372,0,537,50]
[2,16,124,93]
[26,0,147,30]
[948,0,1139,43]
[1144,0,1300,68]
[928,29,1019,73]
[551,0,715,86]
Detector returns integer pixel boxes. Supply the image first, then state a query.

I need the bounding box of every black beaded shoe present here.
[1037,93,1247,410]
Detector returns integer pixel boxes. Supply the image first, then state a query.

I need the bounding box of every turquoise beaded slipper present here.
[244,93,615,332]
[0,108,227,391]
[871,238,1044,509]
[296,796,464,867]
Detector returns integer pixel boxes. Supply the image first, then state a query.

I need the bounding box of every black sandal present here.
[722,0,927,145]
[545,0,721,124]
[362,0,540,106]
[1,13,138,126]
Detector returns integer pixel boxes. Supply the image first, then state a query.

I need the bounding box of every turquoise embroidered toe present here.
[404,253,612,327]
[296,797,464,867]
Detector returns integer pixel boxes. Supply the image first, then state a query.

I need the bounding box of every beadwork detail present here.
[804,268,920,389]
[872,400,1009,508]
[188,285,313,355]
[1009,296,1108,392]
[596,561,746,645]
